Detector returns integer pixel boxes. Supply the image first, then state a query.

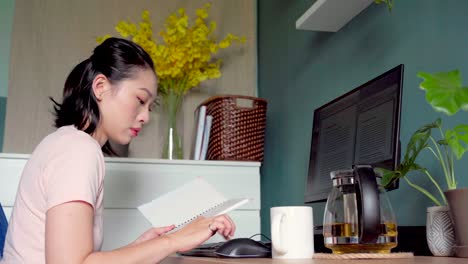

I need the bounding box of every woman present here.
[1,37,235,263]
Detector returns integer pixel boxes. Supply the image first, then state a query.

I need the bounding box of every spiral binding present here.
[176,200,228,228]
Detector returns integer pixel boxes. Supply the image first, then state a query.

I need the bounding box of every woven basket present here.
[198,95,267,162]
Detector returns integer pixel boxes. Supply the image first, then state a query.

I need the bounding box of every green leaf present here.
[437,139,448,146]
[374,0,393,12]
[403,121,435,165]
[379,120,437,189]
[446,124,468,159]
[376,167,400,188]
[418,70,468,116]
[415,118,441,133]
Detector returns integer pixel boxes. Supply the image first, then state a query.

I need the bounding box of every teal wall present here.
[0,0,14,151]
[0,97,6,151]
[258,0,468,236]
[0,0,14,97]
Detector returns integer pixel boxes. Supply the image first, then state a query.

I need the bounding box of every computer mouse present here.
[214,238,271,258]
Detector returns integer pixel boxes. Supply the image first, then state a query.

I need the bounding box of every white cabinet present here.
[0,154,261,250]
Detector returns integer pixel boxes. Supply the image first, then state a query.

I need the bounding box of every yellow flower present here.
[218,40,230,49]
[142,10,150,21]
[196,7,209,19]
[98,3,244,96]
[96,34,112,44]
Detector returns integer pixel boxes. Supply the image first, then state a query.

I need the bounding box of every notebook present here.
[138,177,251,229]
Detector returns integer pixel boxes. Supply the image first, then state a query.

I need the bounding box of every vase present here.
[161,90,183,160]
[445,188,468,257]
[426,206,456,256]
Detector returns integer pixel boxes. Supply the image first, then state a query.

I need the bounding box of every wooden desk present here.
[161,256,467,264]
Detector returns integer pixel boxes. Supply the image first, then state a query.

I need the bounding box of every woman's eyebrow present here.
[138,87,154,98]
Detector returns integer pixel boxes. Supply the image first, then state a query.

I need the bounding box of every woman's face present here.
[94,68,157,145]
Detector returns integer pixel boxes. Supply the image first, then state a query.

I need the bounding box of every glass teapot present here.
[323,165,397,254]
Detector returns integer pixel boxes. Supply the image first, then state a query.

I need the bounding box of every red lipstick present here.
[130,128,141,137]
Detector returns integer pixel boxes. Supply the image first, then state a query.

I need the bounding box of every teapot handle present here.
[353,165,381,244]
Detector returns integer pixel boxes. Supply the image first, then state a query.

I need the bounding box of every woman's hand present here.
[132,225,176,246]
[166,214,236,252]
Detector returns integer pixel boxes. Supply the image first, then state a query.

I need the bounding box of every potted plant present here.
[377,118,457,256]
[377,69,468,257]
[419,70,468,258]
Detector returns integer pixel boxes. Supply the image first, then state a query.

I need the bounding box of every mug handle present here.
[272,213,288,254]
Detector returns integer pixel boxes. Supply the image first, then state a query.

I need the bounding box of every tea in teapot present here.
[323,165,398,254]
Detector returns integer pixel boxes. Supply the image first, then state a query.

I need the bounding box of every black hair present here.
[50,37,155,155]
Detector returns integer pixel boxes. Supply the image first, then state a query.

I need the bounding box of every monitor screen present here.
[305,64,404,203]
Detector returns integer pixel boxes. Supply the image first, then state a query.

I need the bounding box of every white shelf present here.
[0,153,261,167]
[296,0,374,32]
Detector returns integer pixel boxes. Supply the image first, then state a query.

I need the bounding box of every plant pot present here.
[426,206,456,256]
[445,188,468,258]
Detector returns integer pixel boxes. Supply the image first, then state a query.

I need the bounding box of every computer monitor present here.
[305,64,404,203]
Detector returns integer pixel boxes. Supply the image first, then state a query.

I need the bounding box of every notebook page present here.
[138,177,226,227]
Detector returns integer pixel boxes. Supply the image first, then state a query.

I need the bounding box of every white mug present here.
[270,206,314,259]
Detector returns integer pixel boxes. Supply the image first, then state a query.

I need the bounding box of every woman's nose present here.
[138,109,150,124]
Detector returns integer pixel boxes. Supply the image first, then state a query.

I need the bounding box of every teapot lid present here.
[330,169,354,187]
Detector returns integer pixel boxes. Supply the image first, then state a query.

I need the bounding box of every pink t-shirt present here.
[1,125,105,263]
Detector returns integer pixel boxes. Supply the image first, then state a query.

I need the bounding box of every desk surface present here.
[161,256,466,264]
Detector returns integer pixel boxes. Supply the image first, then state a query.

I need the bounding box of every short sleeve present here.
[44,137,103,211]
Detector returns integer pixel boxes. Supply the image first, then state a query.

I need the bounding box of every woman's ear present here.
[92,74,111,101]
